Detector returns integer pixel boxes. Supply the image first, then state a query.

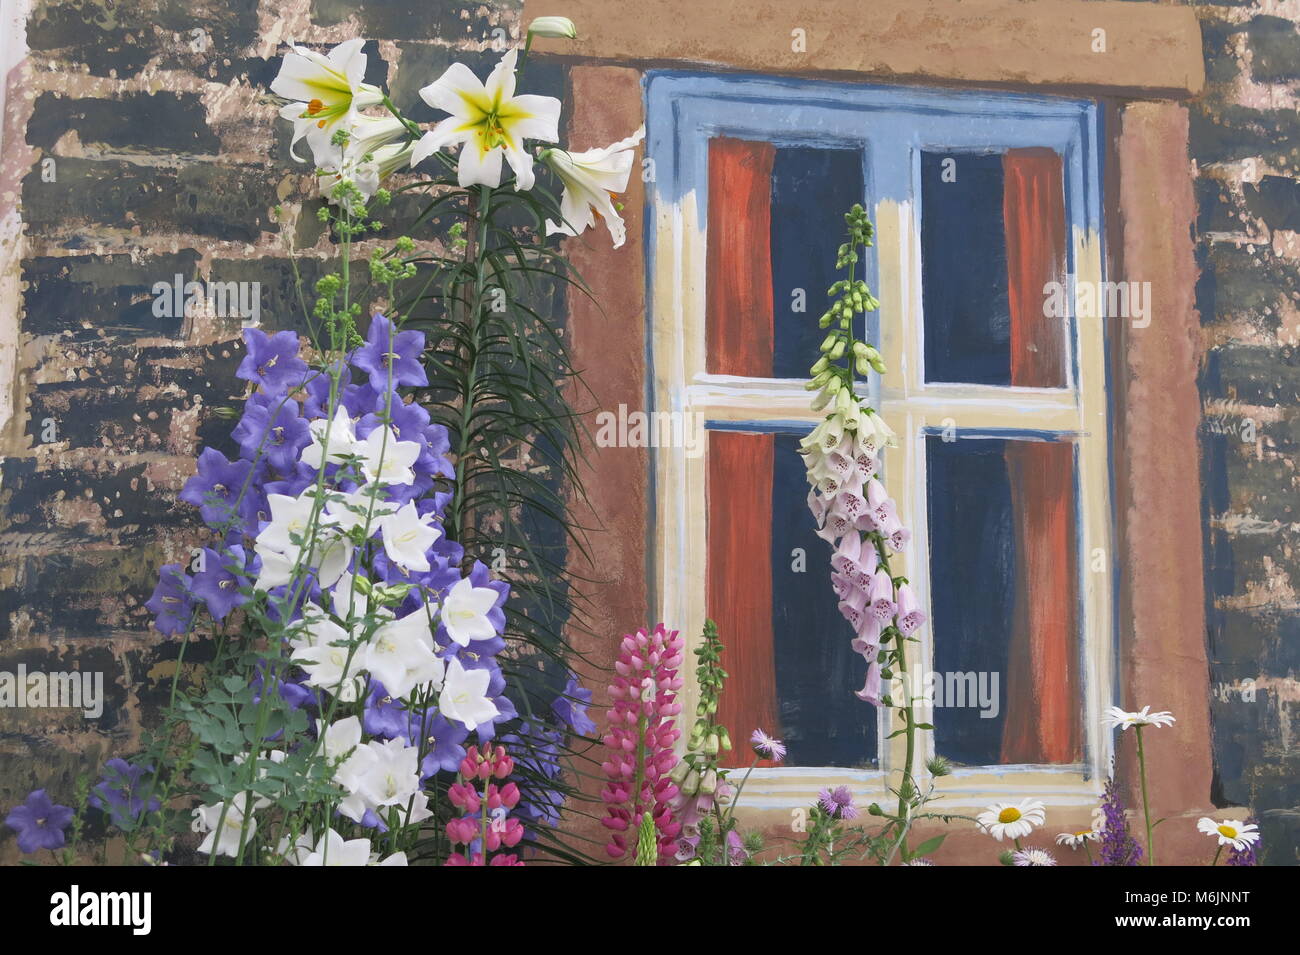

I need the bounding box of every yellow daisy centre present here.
[1217,824,1238,839]
[998,807,1022,824]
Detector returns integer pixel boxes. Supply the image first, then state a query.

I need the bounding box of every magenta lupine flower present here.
[601,624,685,864]
[750,729,786,763]
[444,745,524,867]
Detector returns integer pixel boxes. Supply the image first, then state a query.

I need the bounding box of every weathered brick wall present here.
[1,0,1297,864]
[1192,0,1300,864]
[0,0,543,857]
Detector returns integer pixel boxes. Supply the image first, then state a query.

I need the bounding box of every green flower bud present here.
[700,769,718,795]
[528,16,578,38]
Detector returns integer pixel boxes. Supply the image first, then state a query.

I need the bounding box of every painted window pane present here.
[921,149,1070,388]
[706,139,863,378]
[925,434,1083,767]
[770,147,865,378]
[921,152,1012,385]
[708,429,878,769]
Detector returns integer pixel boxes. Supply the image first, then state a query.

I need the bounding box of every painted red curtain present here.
[1000,148,1082,764]
[707,432,778,768]
[705,138,780,767]
[706,138,775,378]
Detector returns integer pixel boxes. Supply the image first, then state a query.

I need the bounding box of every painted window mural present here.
[647,74,1112,809]
[3,0,1287,883]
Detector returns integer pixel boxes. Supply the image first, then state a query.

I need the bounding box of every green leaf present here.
[912,834,946,857]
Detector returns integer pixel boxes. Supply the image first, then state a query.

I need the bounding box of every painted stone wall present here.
[0,0,554,858]
[1192,0,1300,865]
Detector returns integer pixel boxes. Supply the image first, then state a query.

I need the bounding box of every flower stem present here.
[1135,724,1155,866]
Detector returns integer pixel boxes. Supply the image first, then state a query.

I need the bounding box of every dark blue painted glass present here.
[921,151,1011,385]
[771,432,878,767]
[770,147,865,379]
[925,435,1013,766]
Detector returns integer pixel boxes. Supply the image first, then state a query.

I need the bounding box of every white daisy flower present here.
[977,799,1046,841]
[1197,817,1261,851]
[1102,705,1176,730]
[1055,827,1101,848]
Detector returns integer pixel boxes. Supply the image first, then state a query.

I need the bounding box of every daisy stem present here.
[1084,841,1093,865]
[1135,724,1155,866]
[1211,845,1222,867]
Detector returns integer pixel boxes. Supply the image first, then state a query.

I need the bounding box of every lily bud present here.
[527,16,578,38]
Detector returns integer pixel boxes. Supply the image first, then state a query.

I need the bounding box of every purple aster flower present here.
[499,722,566,832]
[473,666,517,742]
[236,328,309,396]
[751,728,787,763]
[301,360,352,419]
[340,381,387,420]
[1227,817,1259,866]
[818,785,858,820]
[232,393,310,474]
[415,713,470,778]
[351,314,427,391]
[179,448,256,531]
[190,546,250,621]
[423,423,454,478]
[364,682,409,739]
[552,672,597,737]
[251,664,316,713]
[145,563,194,636]
[5,789,74,854]
[88,759,160,829]
[1095,773,1143,866]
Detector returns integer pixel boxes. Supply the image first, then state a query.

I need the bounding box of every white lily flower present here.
[300,828,373,866]
[364,609,445,699]
[358,425,422,486]
[320,141,415,212]
[527,16,578,39]
[441,576,500,646]
[355,738,424,807]
[325,486,398,535]
[541,126,644,248]
[438,656,500,730]
[290,608,365,701]
[379,501,441,572]
[372,850,409,866]
[411,48,560,190]
[277,828,316,865]
[301,405,359,469]
[193,794,256,858]
[271,38,384,167]
[254,491,352,590]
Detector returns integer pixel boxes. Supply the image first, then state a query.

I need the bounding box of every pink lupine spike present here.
[600,624,684,864]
